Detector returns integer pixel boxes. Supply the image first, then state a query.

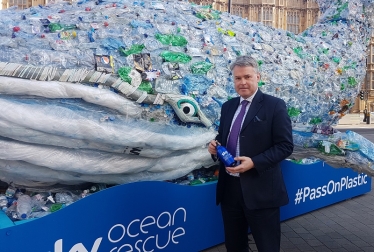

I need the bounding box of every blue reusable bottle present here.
[216,144,236,167]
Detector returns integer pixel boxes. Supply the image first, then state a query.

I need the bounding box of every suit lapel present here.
[241,90,263,131]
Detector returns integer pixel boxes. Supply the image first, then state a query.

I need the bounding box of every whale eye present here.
[177,99,197,117]
[165,95,212,127]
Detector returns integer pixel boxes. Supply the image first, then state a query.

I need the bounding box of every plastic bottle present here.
[16,194,33,219]
[5,186,16,199]
[29,211,51,218]
[48,23,77,33]
[31,193,50,211]
[177,180,190,185]
[5,202,18,221]
[186,173,194,181]
[216,142,236,167]
[155,34,188,46]
[55,191,79,205]
[5,186,16,206]
[0,194,8,211]
[89,183,106,193]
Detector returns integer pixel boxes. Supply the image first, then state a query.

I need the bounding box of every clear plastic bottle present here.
[5,202,18,221]
[89,183,106,193]
[16,194,33,220]
[5,186,16,199]
[186,173,194,181]
[29,211,51,219]
[0,194,8,211]
[55,192,76,205]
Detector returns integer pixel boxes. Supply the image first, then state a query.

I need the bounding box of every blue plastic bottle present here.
[216,145,236,167]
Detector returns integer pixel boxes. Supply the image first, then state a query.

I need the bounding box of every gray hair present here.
[230,56,259,73]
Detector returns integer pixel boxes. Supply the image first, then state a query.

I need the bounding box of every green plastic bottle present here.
[48,23,76,32]
[160,51,192,63]
[119,44,145,57]
[155,34,188,46]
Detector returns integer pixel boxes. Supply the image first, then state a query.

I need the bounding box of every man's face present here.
[233,65,260,99]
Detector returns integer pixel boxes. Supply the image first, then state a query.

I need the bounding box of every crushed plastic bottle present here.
[5,202,18,221]
[55,192,80,206]
[16,194,33,219]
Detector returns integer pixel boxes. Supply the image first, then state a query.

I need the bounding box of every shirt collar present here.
[240,88,258,103]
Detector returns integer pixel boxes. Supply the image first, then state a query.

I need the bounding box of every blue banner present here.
[0,161,371,252]
[281,161,371,220]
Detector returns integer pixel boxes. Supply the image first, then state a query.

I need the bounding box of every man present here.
[208,55,293,252]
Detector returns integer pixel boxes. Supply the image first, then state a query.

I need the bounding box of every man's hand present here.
[226,156,254,174]
[208,140,218,155]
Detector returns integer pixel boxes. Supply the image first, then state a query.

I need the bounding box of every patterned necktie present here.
[227,100,249,156]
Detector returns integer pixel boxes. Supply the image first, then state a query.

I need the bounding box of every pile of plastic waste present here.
[0,183,107,220]
[0,165,219,221]
[0,0,373,190]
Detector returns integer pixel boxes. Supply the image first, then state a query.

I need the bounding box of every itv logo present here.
[54,238,102,252]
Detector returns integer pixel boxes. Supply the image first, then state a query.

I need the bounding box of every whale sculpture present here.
[0,0,373,188]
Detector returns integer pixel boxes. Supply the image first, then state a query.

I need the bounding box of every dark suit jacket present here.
[216,89,293,210]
